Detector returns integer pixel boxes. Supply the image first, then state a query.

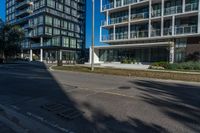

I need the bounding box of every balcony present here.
[151,29,161,37]
[115,33,128,40]
[151,10,161,17]
[15,8,33,17]
[131,12,149,21]
[15,0,33,9]
[164,6,182,15]
[102,34,114,41]
[130,30,148,38]
[110,16,129,24]
[102,0,146,11]
[102,2,114,11]
[175,25,197,35]
[185,3,198,12]
[163,27,172,36]
[124,0,137,5]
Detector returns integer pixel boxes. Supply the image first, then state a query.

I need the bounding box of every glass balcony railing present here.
[102,2,114,10]
[175,25,197,35]
[131,12,149,20]
[123,0,137,6]
[110,16,129,24]
[130,30,148,38]
[102,0,146,11]
[163,27,172,36]
[151,29,161,37]
[102,34,114,41]
[151,10,161,17]
[164,6,182,15]
[115,33,128,40]
[185,3,198,12]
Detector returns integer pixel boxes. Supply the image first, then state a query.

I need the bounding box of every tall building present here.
[6,0,86,62]
[91,0,200,64]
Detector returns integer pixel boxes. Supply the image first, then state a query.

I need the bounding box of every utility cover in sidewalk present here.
[41,102,82,120]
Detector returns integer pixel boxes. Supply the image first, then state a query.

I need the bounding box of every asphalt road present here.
[0,62,200,133]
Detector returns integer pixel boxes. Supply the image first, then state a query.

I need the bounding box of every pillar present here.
[113,25,116,40]
[161,0,164,36]
[100,0,102,12]
[182,0,185,13]
[198,0,200,33]
[169,42,175,64]
[148,0,152,38]
[40,37,43,62]
[59,50,62,61]
[30,49,33,61]
[172,16,175,35]
[128,5,131,39]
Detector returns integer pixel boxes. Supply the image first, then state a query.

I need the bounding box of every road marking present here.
[68,87,137,99]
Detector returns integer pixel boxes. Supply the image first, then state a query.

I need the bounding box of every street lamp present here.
[91,0,95,71]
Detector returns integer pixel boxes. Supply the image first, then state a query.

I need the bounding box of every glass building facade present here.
[6,0,86,62]
[92,0,200,64]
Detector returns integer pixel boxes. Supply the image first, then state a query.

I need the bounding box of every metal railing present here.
[115,33,128,40]
[175,25,197,35]
[151,29,161,37]
[164,6,182,15]
[151,10,161,17]
[185,3,198,12]
[163,27,172,36]
[110,16,129,24]
[131,12,149,20]
[102,34,114,41]
[130,30,148,38]
[15,0,33,9]
[123,0,137,6]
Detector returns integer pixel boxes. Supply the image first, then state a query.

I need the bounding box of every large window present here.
[70,38,76,48]
[62,37,69,47]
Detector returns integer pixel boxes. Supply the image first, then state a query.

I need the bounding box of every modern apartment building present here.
[6,0,86,62]
[91,0,200,64]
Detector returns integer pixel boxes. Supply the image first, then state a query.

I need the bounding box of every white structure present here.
[91,0,200,64]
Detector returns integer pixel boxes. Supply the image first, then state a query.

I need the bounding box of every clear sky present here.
[0,0,103,48]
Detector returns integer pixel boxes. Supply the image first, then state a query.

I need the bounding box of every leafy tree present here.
[0,24,24,59]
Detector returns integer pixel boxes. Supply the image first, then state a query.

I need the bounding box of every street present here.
[0,63,200,133]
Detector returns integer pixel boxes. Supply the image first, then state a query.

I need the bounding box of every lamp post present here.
[91,0,95,71]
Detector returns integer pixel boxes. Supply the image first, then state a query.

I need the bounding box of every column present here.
[198,0,200,33]
[113,25,116,40]
[114,0,116,8]
[161,0,164,36]
[40,37,43,62]
[21,49,24,59]
[128,5,131,39]
[59,50,62,61]
[169,42,175,64]
[106,11,109,25]
[148,0,152,38]
[182,0,185,13]
[122,0,124,6]
[30,49,33,61]
[172,16,175,36]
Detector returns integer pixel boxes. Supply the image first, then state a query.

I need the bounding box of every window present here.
[70,38,76,48]
[62,37,69,47]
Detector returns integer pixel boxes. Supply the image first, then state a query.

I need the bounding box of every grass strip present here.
[52,66,200,82]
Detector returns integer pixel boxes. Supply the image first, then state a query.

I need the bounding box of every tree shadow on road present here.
[0,62,170,133]
[130,80,200,132]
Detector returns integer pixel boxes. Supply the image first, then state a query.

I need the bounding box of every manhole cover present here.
[41,102,82,120]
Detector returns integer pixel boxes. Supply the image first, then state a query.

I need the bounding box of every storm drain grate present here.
[41,102,82,120]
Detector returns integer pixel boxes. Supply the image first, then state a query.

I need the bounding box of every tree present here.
[0,24,24,59]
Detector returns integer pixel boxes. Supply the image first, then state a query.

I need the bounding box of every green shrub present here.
[151,61,169,69]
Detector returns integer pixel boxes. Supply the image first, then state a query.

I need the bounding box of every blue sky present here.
[0,0,103,48]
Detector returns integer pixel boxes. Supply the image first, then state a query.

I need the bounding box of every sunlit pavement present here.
[0,62,200,133]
